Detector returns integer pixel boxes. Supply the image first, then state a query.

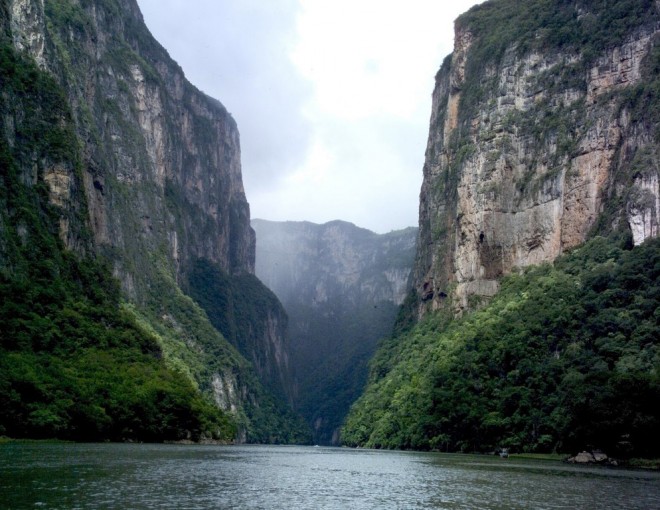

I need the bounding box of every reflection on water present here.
[1,443,659,509]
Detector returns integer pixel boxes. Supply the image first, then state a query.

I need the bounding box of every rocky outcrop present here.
[566,451,617,466]
[414,0,660,315]
[3,0,298,440]
[252,219,417,444]
[9,0,254,278]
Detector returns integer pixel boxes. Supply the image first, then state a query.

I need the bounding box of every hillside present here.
[343,0,660,457]
[343,236,660,456]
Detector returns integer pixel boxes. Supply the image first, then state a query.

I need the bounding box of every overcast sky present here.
[137,0,483,233]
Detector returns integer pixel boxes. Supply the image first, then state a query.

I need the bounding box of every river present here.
[1,443,659,509]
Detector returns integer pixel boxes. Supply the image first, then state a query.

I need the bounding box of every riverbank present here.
[4,437,659,470]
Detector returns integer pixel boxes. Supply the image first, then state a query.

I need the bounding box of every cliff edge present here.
[414,0,660,314]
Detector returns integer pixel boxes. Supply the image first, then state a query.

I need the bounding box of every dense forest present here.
[342,235,660,457]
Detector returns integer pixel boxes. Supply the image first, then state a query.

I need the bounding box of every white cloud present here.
[276,0,484,232]
[292,0,464,121]
[137,0,484,233]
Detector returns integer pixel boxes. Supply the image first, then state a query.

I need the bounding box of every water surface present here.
[1,443,659,509]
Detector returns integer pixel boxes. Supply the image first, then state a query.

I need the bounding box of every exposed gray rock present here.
[413,8,660,316]
[567,450,615,465]
[569,451,596,464]
[593,451,609,463]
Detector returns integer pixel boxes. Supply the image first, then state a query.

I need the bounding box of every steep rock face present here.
[414,0,660,314]
[4,0,298,439]
[254,220,416,308]
[252,219,417,444]
[8,0,251,291]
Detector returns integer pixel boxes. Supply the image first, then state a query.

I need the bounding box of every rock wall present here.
[8,0,254,281]
[414,0,660,314]
[4,0,297,437]
[253,220,416,308]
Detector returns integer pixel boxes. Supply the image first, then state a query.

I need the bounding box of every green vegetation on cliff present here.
[457,0,658,129]
[342,236,660,457]
[291,301,401,445]
[186,258,313,444]
[3,0,310,444]
[0,42,234,442]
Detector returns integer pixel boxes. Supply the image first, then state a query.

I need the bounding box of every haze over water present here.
[2,443,659,509]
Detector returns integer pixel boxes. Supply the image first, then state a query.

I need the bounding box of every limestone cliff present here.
[253,220,416,308]
[252,219,417,444]
[3,0,302,441]
[414,0,660,314]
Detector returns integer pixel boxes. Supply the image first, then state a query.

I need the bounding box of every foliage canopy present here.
[342,236,660,457]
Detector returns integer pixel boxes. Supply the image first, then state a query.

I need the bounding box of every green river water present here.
[1,443,658,509]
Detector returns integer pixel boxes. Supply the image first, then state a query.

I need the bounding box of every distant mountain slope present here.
[252,219,417,444]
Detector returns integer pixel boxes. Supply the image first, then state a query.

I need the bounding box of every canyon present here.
[2,0,658,453]
[252,219,417,444]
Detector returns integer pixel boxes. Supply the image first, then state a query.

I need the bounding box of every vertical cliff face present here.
[9,0,253,281]
[252,219,418,444]
[4,0,300,440]
[414,0,660,314]
[253,220,416,308]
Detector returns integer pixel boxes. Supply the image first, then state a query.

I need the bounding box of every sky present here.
[137,0,484,233]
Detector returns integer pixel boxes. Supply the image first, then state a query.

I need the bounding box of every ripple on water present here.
[1,444,659,509]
